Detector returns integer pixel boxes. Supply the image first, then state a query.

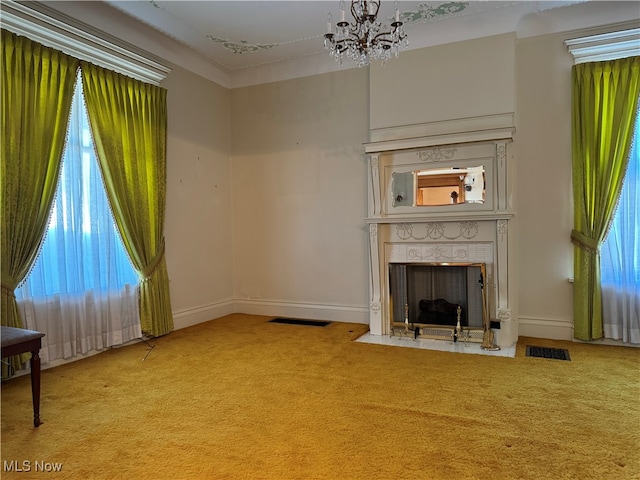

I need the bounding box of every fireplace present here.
[380,237,501,346]
[389,263,486,339]
[363,115,517,348]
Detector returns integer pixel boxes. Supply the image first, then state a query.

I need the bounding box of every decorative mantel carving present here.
[396,222,479,241]
[417,148,458,162]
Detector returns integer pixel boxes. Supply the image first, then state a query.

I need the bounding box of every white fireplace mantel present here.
[364,115,517,347]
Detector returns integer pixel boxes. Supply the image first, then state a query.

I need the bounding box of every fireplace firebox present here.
[389,263,487,342]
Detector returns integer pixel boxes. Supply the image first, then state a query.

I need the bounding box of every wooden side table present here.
[1,326,45,427]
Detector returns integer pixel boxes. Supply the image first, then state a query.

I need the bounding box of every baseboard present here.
[518,316,574,341]
[172,299,235,330]
[232,299,369,325]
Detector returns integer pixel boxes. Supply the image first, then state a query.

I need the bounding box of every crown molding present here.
[0,0,171,85]
[565,27,640,64]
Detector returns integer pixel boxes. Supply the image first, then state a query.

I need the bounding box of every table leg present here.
[29,350,42,427]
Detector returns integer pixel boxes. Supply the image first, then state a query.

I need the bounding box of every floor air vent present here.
[525,345,571,361]
[269,318,331,327]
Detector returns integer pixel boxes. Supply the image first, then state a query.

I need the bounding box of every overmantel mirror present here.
[392,165,485,207]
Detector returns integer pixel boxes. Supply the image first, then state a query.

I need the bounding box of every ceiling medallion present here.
[324,1,408,67]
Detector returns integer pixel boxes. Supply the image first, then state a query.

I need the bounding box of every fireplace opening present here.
[389,263,487,341]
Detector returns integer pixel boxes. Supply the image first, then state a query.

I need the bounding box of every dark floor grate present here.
[525,345,571,361]
[269,318,331,327]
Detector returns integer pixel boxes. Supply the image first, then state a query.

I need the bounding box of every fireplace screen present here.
[389,263,486,331]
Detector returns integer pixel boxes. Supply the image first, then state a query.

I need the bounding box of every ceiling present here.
[103,1,584,73]
[7,0,636,87]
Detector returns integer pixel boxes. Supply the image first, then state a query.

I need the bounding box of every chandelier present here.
[324,0,408,67]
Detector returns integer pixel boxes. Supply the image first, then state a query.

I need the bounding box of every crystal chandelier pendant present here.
[324,0,408,67]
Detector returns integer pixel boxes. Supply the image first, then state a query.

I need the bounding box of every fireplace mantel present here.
[364,115,517,347]
[365,212,514,224]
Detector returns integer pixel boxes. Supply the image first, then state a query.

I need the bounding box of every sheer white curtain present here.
[15,75,141,365]
[601,107,639,344]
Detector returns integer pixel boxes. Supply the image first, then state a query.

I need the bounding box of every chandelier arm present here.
[365,0,381,19]
[372,0,381,17]
[349,29,365,41]
[350,0,380,22]
[337,27,366,44]
[370,31,394,42]
[372,31,405,43]
[332,38,354,53]
[350,1,359,20]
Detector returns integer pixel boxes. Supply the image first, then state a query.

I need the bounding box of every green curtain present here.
[1,29,78,373]
[571,56,640,341]
[80,61,173,337]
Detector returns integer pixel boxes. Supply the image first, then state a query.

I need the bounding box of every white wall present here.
[163,66,235,329]
[514,31,575,340]
[370,33,516,130]
[230,69,371,323]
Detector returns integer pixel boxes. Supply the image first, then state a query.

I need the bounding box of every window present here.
[600,106,639,343]
[3,6,170,365]
[566,29,640,343]
[16,74,141,363]
[17,74,137,299]
[601,108,639,286]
